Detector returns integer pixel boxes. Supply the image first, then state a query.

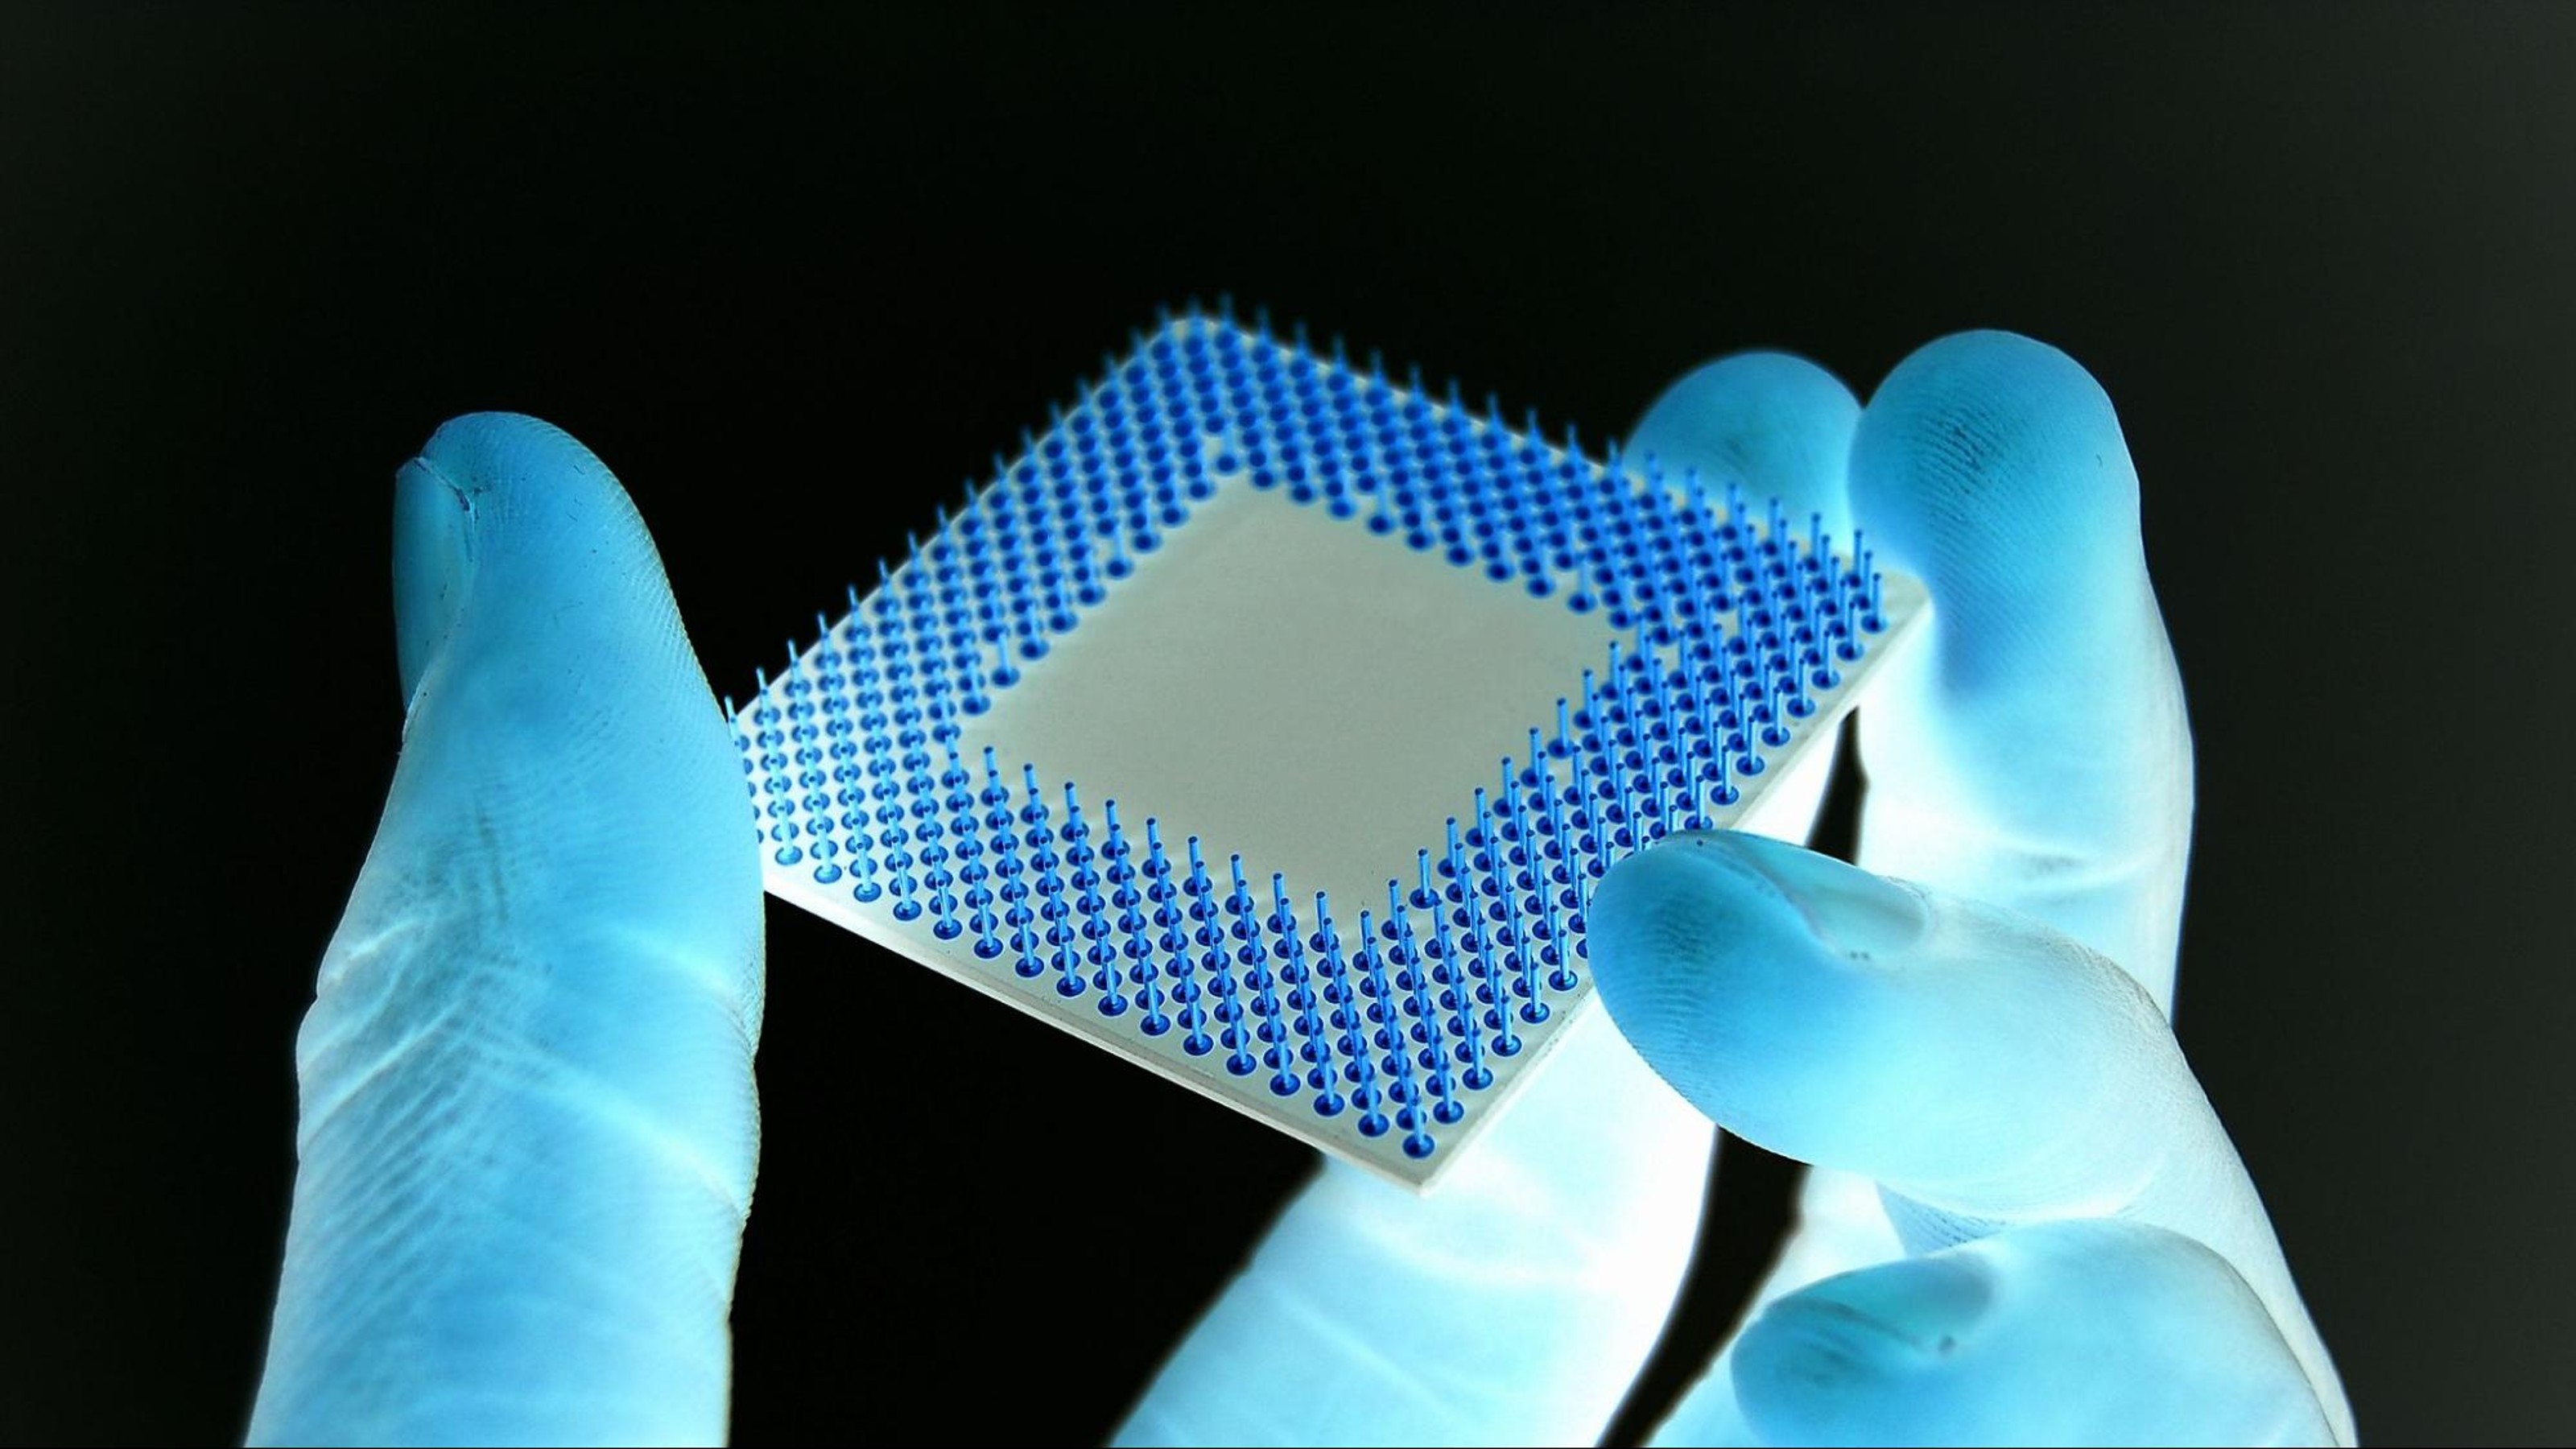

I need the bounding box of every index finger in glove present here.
[251,415,764,1446]
[1847,332,2194,1004]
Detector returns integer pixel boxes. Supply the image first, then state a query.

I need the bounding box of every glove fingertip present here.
[1732,1221,2338,1448]
[1849,330,2149,653]
[1629,350,1861,535]
[1589,833,1925,1139]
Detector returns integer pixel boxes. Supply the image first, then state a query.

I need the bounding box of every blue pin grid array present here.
[733,306,1926,1188]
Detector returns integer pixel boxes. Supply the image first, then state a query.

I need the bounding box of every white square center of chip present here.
[972,472,1610,925]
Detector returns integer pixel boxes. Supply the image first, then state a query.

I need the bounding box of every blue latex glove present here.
[251,415,763,1445]
[1114,333,2352,1447]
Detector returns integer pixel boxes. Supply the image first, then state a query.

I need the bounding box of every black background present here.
[6,6,2573,1444]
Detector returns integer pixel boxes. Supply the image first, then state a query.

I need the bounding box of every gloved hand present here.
[250,415,764,1446]
[256,334,2350,1448]
[1114,332,2351,1447]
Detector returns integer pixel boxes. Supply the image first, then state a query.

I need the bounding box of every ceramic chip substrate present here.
[732,308,1926,1188]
